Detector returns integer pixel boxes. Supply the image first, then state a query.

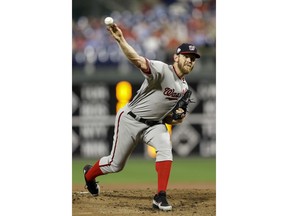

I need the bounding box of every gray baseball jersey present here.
[98,59,189,173]
[128,59,189,120]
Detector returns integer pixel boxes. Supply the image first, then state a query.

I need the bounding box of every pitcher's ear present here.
[174,54,179,62]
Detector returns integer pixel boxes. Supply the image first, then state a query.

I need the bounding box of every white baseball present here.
[104,17,114,25]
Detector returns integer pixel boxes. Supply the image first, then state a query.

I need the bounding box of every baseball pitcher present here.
[83,23,200,211]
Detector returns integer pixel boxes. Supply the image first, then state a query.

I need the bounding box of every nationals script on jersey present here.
[128,59,189,121]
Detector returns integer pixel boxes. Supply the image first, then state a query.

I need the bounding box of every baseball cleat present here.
[83,164,100,196]
[152,191,172,211]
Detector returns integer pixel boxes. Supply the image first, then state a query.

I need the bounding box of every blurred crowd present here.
[72,0,216,69]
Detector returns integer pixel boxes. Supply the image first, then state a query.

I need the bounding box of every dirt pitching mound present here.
[73,183,216,216]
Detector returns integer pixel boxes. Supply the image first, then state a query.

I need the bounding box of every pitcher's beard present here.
[179,63,193,74]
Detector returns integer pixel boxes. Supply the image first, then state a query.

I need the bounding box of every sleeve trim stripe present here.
[141,58,151,75]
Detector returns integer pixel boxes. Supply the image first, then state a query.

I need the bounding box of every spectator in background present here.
[72,0,215,68]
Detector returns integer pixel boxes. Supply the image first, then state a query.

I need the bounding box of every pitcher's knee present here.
[109,163,124,173]
[156,149,173,162]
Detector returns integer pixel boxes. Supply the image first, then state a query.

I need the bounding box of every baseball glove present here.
[163,89,195,125]
[163,108,185,125]
[171,89,193,120]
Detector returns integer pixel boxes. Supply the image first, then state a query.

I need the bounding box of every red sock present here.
[85,160,104,181]
[155,160,172,193]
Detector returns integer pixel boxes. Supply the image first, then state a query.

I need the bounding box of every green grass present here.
[73,156,216,184]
